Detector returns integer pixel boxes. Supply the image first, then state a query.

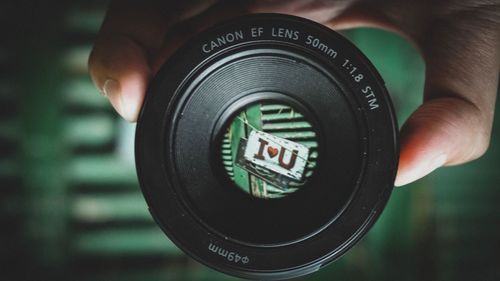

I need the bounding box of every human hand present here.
[88,0,500,186]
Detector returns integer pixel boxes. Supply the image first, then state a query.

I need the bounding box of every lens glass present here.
[221,102,318,199]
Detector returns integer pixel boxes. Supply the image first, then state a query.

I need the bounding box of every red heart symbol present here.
[267,146,279,158]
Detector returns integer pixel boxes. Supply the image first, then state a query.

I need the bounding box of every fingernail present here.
[102,79,119,97]
[102,79,124,117]
[395,154,447,187]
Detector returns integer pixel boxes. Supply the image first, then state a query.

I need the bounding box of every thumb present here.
[88,0,220,122]
[395,10,499,186]
[395,97,492,186]
[89,34,151,122]
[88,0,171,122]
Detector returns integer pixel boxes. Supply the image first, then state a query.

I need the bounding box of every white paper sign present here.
[243,130,309,180]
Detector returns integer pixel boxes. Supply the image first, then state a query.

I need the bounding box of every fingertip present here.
[117,72,146,122]
[394,103,450,187]
[101,75,145,122]
[394,97,491,187]
[395,153,447,187]
[102,78,124,119]
[88,35,150,122]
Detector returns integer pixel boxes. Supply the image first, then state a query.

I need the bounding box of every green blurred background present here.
[2,1,499,281]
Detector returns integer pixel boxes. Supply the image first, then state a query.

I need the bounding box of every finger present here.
[338,2,500,186]
[88,0,216,122]
[322,2,500,186]
[89,34,150,122]
[394,7,500,186]
[88,1,166,121]
[395,96,492,186]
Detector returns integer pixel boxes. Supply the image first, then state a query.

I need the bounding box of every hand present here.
[88,0,500,186]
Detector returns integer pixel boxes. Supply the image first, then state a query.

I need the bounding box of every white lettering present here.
[201,30,244,53]
[251,27,264,38]
[207,243,250,264]
[305,35,337,58]
[361,86,379,110]
[271,27,299,40]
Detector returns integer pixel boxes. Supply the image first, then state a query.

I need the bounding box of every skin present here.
[89,0,500,186]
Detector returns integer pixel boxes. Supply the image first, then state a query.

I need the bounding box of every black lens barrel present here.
[135,14,398,280]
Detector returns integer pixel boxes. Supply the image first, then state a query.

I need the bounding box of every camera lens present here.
[135,13,398,280]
